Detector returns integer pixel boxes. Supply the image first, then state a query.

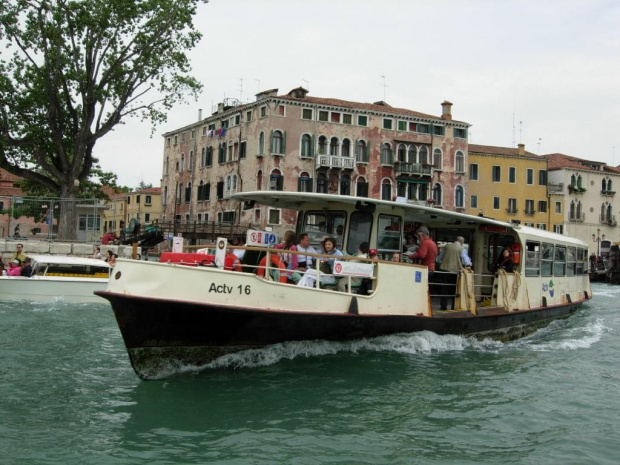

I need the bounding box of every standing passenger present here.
[407,227,438,271]
[438,239,463,310]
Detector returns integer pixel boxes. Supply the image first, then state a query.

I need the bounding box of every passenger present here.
[20,257,33,277]
[337,242,370,292]
[275,231,298,282]
[438,239,463,310]
[391,252,401,262]
[92,246,103,260]
[12,243,27,264]
[101,232,117,245]
[105,250,117,266]
[407,226,438,271]
[13,225,20,239]
[296,237,342,288]
[402,233,417,254]
[230,237,246,261]
[7,259,22,276]
[357,248,378,295]
[457,236,472,267]
[295,233,317,272]
[496,248,514,272]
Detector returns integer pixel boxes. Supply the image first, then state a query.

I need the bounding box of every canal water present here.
[1,283,619,465]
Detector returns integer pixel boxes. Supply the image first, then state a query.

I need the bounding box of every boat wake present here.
[513,318,606,351]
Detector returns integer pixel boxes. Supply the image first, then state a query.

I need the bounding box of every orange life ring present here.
[225,252,242,272]
[257,254,287,282]
[510,243,521,266]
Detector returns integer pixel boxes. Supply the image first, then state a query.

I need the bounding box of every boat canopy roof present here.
[27,254,112,268]
[232,191,587,247]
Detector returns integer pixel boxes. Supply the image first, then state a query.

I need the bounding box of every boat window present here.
[576,248,586,275]
[541,242,554,276]
[43,263,110,278]
[566,247,577,276]
[487,234,515,272]
[300,210,347,250]
[524,241,540,277]
[377,214,401,254]
[553,245,566,276]
[347,211,373,255]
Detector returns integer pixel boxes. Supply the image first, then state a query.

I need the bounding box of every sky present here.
[95,0,620,188]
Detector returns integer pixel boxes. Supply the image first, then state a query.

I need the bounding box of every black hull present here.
[97,291,583,380]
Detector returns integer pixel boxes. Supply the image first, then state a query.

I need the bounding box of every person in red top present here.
[408,226,438,271]
[101,232,117,245]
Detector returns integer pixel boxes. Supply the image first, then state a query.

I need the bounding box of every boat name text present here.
[209,283,251,295]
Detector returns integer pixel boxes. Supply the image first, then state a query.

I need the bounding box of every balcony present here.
[547,183,564,194]
[600,214,617,226]
[223,188,238,199]
[601,189,616,197]
[569,212,585,222]
[524,209,536,216]
[506,208,518,215]
[315,154,356,170]
[568,185,586,194]
[395,162,432,176]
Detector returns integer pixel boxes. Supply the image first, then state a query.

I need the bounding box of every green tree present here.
[0,0,203,239]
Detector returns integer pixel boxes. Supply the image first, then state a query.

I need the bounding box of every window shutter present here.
[282,131,287,154]
[311,135,315,157]
[269,130,274,153]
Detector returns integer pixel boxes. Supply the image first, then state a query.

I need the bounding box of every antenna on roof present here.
[254,78,260,94]
[519,121,523,144]
[239,78,243,101]
[380,75,388,101]
[512,113,516,148]
[537,138,542,155]
[302,78,309,90]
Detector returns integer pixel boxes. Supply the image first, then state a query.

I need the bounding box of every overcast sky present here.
[95,0,620,188]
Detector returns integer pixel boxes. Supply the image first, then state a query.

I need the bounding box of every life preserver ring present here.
[226,252,242,272]
[257,254,287,282]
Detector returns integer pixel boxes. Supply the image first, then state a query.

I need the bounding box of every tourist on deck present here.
[12,243,27,264]
[20,257,33,277]
[92,246,103,260]
[7,259,22,276]
[402,233,417,254]
[438,239,464,310]
[407,227,438,271]
[105,250,117,266]
[457,236,472,267]
[230,237,245,261]
[297,237,342,287]
[296,233,317,272]
[391,252,401,262]
[275,231,299,282]
[496,248,514,273]
[356,248,378,295]
[101,232,117,245]
[337,242,370,292]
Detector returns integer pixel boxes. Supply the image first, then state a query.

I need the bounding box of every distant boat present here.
[0,254,111,303]
[97,191,593,380]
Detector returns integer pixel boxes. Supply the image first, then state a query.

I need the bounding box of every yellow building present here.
[467,144,561,230]
[125,187,162,227]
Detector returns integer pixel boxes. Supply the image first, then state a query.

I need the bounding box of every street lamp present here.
[592,228,605,257]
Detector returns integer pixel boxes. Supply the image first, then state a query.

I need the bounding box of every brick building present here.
[161,87,471,234]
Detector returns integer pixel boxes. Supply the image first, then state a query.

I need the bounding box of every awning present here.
[396,179,429,184]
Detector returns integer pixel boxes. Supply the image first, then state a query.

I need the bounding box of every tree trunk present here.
[58,183,78,241]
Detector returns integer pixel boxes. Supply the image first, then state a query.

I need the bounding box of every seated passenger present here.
[21,257,33,277]
[7,259,22,276]
[297,237,343,287]
[274,230,298,283]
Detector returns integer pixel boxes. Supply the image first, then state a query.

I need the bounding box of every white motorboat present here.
[0,254,111,303]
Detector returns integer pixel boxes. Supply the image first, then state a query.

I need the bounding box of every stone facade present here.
[160,88,471,235]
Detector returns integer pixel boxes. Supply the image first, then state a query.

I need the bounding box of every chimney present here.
[441,100,453,120]
[518,143,525,156]
[217,102,224,114]
[198,108,202,121]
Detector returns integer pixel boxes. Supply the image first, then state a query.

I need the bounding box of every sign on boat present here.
[96,192,593,380]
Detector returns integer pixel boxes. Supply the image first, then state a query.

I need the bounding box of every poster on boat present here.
[333,260,374,278]
[246,230,278,247]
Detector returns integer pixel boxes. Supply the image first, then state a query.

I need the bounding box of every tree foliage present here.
[0,0,204,238]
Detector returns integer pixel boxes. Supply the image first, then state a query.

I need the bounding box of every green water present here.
[1,284,619,464]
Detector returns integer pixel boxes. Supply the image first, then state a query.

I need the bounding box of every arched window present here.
[316,173,328,193]
[455,185,464,207]
[381,143,393,164]
[232,174,237,191]
[330,137,339,156]
[198,181,204,201]
[298,171,312,192]
[200,148,206,168]
[259,132,265,155]
[165,156,169,175]
[419,183,428,201]
[356,140,368,162]
[601,179,607,191]
[257,170,263,190]
[318,136,328,155]
[397,144,406,163]
[180,153,185,172]
[342,138,351,157]
[455,150,464,172]
[432,183,442,205]
[301,134,312,157]
[163,186,168,205]
[381,179,392,200]
[189,150,194,170]
[433,148,442,169]
[576,200,582,219]
[272,130,284,154]
[270,169,283,191]
[340,175,351,195]
[419,146,428,164]
[356,176,369,198]
[185,182,192,203]
[408,145,417,164]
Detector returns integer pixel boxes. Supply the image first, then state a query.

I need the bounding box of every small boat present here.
[96,192,593,380]
[0,254,111,303]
